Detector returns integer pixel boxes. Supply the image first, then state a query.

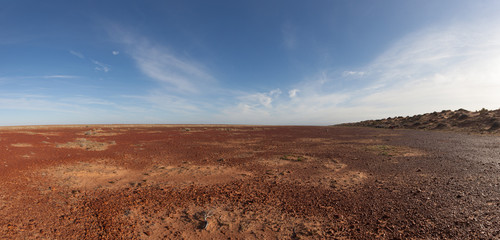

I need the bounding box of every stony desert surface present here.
[1,125,500,239]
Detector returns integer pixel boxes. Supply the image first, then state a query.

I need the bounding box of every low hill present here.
[342,108,500,134]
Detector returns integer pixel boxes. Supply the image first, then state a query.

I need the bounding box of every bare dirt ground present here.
[1,125,499,239]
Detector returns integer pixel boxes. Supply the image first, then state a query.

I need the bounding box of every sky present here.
[1,0,500,126]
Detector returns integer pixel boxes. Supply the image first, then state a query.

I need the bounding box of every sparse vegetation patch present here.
[280,155,305,162]
[56,138,116,151]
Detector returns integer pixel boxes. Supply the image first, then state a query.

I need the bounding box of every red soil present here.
[1,125,499,239]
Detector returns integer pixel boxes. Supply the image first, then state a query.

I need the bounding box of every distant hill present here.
[341,108,500,134]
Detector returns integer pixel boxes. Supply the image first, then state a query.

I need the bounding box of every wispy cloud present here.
[91,59,111,72]
[342,71,365,77]
[110,28,215,93]
[61,96,115,106]
[69,50,111,73]
[123,91,201,113]
[69,50,85,59]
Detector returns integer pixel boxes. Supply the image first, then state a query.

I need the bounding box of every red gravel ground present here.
[0,125,499,239]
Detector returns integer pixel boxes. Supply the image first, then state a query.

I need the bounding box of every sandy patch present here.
[56,138,116,151]
[313,160,367,189]
[326,171,367,188]
[0,193,6,211]
[22,152,35,158]
[297,138,332,143]
[15,131,60,136]
[141,131,163,134]
[323,160,347,170]
[259,157,366,188]
[48,162,134,190]
[258,154,310,167]
[200,138,263,148]
[124,204,340,239]
[144,164,252,186]
[79,129,122,136]
[227,138,263,145]
[10,143,33,147]
[47,162,251,191]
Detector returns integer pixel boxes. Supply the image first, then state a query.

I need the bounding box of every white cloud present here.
[215,90,351,125]
[238,89,281,109]
[69,50,84,59]
[269,89,282,97]
[91,59,110,72]
[342,71,365,77]
[112,50,120,55]
[110,29,214,93]
[288,89,299,98]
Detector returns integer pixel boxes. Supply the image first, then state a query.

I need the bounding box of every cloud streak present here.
[92,59,111,72]
[69,50,85,59]
[69,50,111,73]
[111,29,215,93]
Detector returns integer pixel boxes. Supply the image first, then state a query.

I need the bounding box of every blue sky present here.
[1,1,500,125]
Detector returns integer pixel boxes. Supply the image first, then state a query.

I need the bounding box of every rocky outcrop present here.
[342,108,500,134]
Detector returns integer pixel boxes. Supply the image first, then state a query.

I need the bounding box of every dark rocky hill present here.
[342,108,500,134]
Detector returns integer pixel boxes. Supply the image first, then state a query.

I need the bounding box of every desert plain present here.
[0,124,499,239]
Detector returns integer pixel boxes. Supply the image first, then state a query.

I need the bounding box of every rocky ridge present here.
[342,108,500,134]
